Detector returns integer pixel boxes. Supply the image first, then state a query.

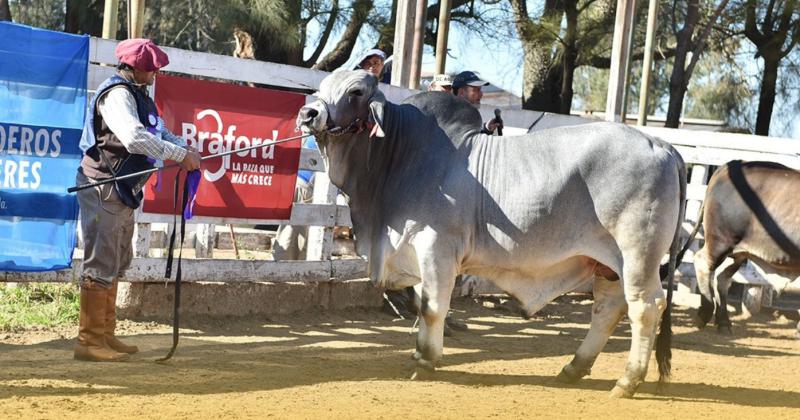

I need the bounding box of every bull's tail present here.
[658,204,704,280]
[655,153,688,387]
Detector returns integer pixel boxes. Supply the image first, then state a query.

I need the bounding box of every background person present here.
[452,70,501,135]
[428,73,453,92]
[353,48,386,79]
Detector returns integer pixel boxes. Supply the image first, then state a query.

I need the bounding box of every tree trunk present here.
[521,47,561,112]
[664,0,699,128]
[65,0,104,36]
[755,57,779,136]
[0,0,11,21]
[313,0,373,71]
[512,0,564,112]
[664,68,687,128]
[559,0,579,114]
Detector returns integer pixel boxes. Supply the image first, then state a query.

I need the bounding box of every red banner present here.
[143,74,306,220]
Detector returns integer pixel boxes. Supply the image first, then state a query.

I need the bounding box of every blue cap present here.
[452,71,489,89]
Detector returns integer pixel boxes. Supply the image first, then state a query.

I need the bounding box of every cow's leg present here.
[694,244,717,328]
[410,245,457,380]
[713,258,744,334]
[611,263,666,398]
[557,276,626,383]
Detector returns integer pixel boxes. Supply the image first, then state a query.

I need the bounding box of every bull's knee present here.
[626,299,660,326]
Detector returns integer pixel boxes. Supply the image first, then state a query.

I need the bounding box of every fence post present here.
[195,224,215,258]
[306,172,336,261]
[132,223,151,258]
[678,163,708,294]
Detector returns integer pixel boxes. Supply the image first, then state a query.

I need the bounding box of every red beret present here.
[115,38,169,72]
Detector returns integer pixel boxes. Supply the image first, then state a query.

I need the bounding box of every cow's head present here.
[297,70,385,138]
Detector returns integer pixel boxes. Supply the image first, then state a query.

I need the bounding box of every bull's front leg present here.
[410,238,458,380]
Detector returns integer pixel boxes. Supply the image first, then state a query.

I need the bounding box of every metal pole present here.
[409,0,428,89]
[128,0,145,39]
[102,0,119,39]
[434,0,451,75]
[637,0,658,126]
[604,0,637,122]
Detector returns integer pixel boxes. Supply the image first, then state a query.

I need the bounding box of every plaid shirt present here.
[98,86,187,162]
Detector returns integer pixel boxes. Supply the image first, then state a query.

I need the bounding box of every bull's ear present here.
[368,89,386,138]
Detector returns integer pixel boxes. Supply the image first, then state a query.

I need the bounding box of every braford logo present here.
[181,109,279,182]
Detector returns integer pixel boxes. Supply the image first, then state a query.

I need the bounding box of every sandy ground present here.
[1,295,799,419]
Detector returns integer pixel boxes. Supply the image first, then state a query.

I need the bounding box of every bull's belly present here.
[734,242,800,275]
[465,256,602,316]
[467,225,623,276]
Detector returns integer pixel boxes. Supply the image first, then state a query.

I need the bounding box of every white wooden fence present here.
[5,38,800,314]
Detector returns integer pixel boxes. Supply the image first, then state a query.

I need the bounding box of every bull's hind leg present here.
[713,257,745,334]
[557,276,627,383]
[410,242,457,380]
[611,263,666,398]
[694,245,717,328]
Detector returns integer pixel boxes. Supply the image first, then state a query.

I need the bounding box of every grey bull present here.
[296,70,685,398]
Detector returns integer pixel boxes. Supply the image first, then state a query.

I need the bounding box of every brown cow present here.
[690,161,800,333]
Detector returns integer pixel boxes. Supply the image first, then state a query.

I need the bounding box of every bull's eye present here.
[349,89,363,97]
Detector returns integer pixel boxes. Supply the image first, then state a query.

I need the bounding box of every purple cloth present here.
[145,156,163,192]
[183,170,201,219]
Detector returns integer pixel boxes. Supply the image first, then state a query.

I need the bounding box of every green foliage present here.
[9,0,65,30]
[684,51,753,125]
[0,283,80,331]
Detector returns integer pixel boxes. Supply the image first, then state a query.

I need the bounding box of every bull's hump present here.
[402,92,484,138]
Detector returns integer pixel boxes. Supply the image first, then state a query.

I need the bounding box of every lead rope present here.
[157,170,190,362]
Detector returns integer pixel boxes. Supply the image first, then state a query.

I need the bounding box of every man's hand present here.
[486,118,502,133]
[180,147,201,171]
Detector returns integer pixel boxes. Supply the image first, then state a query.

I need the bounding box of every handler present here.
[74,38,201,362]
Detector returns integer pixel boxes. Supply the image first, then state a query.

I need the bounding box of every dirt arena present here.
[1,294,799,419]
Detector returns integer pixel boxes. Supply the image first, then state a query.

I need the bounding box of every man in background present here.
[452,70,501,135]
[353,49,386,79]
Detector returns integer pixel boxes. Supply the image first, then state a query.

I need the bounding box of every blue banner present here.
[0,22,88,272]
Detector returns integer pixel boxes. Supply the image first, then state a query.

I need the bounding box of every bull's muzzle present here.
[296,102,328,133]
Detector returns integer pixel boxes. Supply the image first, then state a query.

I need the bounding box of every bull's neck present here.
[320,103,398,201]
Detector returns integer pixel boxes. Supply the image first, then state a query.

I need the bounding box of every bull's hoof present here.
[695,317,709,330]
[696,307,714,329]
[411,351,422,361]
[446,316,469,332]
[410,359,436,381]
[556,364,589,384]
[716,324,732,335]
[609,385,635,399]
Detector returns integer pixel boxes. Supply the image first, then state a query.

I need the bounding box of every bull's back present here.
[704,161,800,270]
[460,122,680,266]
